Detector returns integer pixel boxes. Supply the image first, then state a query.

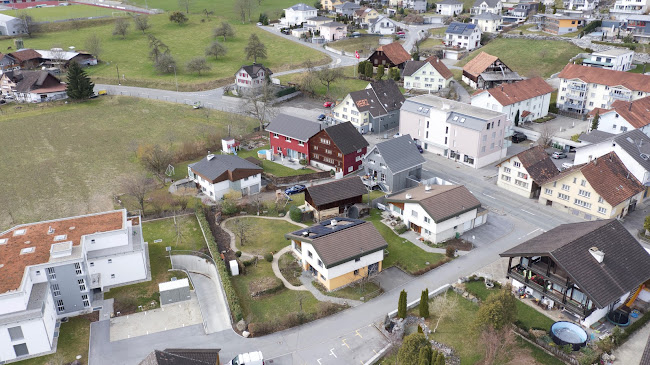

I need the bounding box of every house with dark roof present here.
[539,151,644,220]
[574,129,650,195]
[462,51,522,89]
[471,0,502,14]
[332,79,405,134]
[234,63,272,91]
[588,95,650,136]
[496,146,559,198]
[139,348,221,365]
[403,56,454,93]
[471,12,503,33]
[362,135,425,193]
[367,42,411,70]
[334,1,360,17]
[368,15,398,35]
[471,77,553,122]
[444,22,482,52]
[6,49,42,69]
[386,184,486,242]
[436,0,463,16]
[304,176,368,221]
[309,122,369,174]
[285,218,387,291]
[267,113,322,162]
[500,219,650,327]
[188,154,263,200]
[0,70,67,103]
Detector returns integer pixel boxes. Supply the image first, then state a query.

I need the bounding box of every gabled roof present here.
[463,51,498,77]
[267,114,322,142]
[437,0,462,4]
[478,77,553,106]
[374,42,411,65]
[307,16,331,21]
[613,129,650,173]
[558,63,650,93]
[306,176,368,207]
[578,130,615,144]
[287,3,316,11]
[403,56,454,79]
[323,122,369,154]
[367,135,425,174]
[472,12,502,20]
[286,219,387,268]
[446,21,477,36]
[498,146,559,184]
[139,348,221,365]
[8,70,64,94]
[607,96,650,129]
[8,49,42,62]
[237,63,272,78]
[336,1,360,9]
[473,0,501,7]
[321,21,346,28]
[501,219,650,308]
[189,154,262,183]
[348,80,404,118]
[387,184,481,222]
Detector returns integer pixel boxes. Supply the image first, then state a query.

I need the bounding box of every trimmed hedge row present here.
[196,210,244,322]
[620,310,650,344]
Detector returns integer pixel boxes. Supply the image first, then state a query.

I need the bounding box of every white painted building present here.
[592,96,650,135]
[496,145,560,199]
[188,154,262,201]
[0,14,23,36]
[471,0,503,14]
[471,77,553,122]
[368,16,398,35]
[582,48,634,71]
[281,3,318,26]
[234,63,273,91]
[0,210,148,363]
[471,12,503,33]
[444,22,482,52]
[610,0,650,20]
[437,0,463,16]
[404,0,427,12]
[386,184,487,243]
[403,56,454,92]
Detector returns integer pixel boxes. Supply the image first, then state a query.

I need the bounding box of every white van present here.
[561,162,573,170]
[228,351,264,365]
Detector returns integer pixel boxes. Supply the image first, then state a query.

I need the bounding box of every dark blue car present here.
[317,114,326,121]
[285,184,306,195]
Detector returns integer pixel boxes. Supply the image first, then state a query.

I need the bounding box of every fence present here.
[265,171,332,185]
[513,326,579,365]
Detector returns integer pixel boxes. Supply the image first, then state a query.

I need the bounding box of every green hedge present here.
[621,310,650,344]
[276,87,297,97]
[582,20,601,35]
[196,210,244,322]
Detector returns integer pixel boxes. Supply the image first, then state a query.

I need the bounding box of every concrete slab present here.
[109,293,202,341]
[374,267,412,292]
[613,319,650,364]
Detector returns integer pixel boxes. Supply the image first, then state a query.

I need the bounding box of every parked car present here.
[317,114,326,121]
[323,101,333,108]
[562,162,573,170]
[512,132,527,143]
[285,184,306,195]
[228,351,264,365]
[552,151,567,159]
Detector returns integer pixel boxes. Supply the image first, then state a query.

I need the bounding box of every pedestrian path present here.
[299,272,364,307]
[272,246,308,291]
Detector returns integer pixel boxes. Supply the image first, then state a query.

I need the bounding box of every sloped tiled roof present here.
[474,0,501,7]
[558,63,650,93]
[348,80,404,118]
[482,77,553,106]
[306,176,368,207]
[463,51,499,77]
[505,146,559,185]
[501,219,650,308]
[578,130,615,144]
[446,21,477,36]
[387,184,481,222]
[9,49,41,62]
[237,63,272,79]
[323,122,369,154]
[267,113,322,141]
[369,135,425,174]
[403,56,453,79]
[288,3,316,11]
[608,96,650,129]
[189,154,262,183]
[375,42,411,65]
[613,129,650,173]
[438,0,462,4]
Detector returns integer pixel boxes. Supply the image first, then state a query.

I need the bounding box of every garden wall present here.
[265,171,331,185]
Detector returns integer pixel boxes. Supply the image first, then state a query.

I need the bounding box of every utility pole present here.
[116,64,120,85]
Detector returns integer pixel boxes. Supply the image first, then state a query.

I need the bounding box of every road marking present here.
[329,348,337,358]
[355,329,363,338]
[342,339,349,349]
[448,179,460,184]
[483,193,496,199]
[317,359,322,365]
[373,349,378,354]
[521,209,536,216]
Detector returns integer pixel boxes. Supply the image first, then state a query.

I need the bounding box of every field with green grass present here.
[278,65,370,100]
[0,4,120,22]
[104,215,207,314]
[126,0,296,20]
[458,38,583,78]
[328,36,382,55]
[225,217,300,254]
[0,96,256,230]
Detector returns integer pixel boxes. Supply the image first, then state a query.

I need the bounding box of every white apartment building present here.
[0,210,148,363]
[471,12,503,33]
[471,77,553,122]
[403,56,454,92]
[582,48,634,71]
[281,3,318,26]
[188,154,263,200]
[592,95,650,135]
[610,0,650,20]
[386,184,487,243]
[437,0,463,16]
[557,63,650,115]
[369,16,397,35]
[399,94,510,169]
[471,0,503,14]
[445,22,482,52]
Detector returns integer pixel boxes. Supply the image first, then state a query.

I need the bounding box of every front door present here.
[410,222,421,234]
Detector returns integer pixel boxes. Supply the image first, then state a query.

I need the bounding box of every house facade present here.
[625,15,650,42]
[0,210,148,363]
[267,113,322,162]
[399,94,510,168]
[367,42,412,69]
[334,1,361,16]
[386,184,487,243]
[471,12,503,33]
[592,96,650,135]
[0,14,23,36]
[471,77,553,122]
[404,0,427,12]
[501,219,650,327]
[320,21,348,41]
[286,219,387,291]
[369,16,397,35]
[310,122,369,174]
[234,63,272,91]
[188,154,263,200]
[436,0,463,16]
[0,70,67,103]
[610,0,650,20]
[321,0,344,11]
[496,146,560,198]
[542,14,585,35]
[403,56,454,93]
[444,22,482,52]
[354,8,381,27]
[471,0,502,14]
[462,51,522,89]
[362,135,425,193]
[282,3,318,25]
[557,63,650,114]
[304,177,368,221]
[539,152,644,220]
[582,48,634,71]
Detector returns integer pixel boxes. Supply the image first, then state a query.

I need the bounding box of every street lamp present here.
[169,65,178,92]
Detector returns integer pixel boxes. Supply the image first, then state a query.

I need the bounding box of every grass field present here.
[458,38,583,78]
[126,0,297,20]
[104,215,207,314]
[225,217,300,254]
[2,14,328,90]
[0,96,257,230]
[278,65,370,100]
[328,36,382,55]
[0,4,120,22]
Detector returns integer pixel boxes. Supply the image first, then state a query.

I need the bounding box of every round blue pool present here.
[550,321,587,351]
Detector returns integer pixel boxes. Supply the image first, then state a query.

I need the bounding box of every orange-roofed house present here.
[471,77,554,122]
[590,96,650,135]
[367,42,411,70]
[0,210,148,362]
[557,63,650,115]
[462,51,523,89]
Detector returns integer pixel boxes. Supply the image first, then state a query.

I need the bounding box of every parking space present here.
[267,324,389,365]
[460,214,514,248]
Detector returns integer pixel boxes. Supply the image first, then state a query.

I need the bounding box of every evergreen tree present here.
[376,65,385,80]
[418,346,432,365]
[364,62,373,78]
[398,289,407,319]
[419,289,429,318]
[357,61,366,75]
[591,111,600,131]
[66,61,95,100]
[514,109,520,127]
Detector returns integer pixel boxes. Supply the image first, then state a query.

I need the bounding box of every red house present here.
[310,122,369,175]
[266,113,322,161]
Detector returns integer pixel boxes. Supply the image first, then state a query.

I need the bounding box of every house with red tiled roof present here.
[0,209,148,362]
[403,56,454,92]
[6,49,42,69]
[588,95,650,135]
[0,70,67,103]
[496,145,559,198]
[367,42,411,70]
[471,77,554,123]
[539,152,644,221]
[557,63,650,115]
[462,51,523,89]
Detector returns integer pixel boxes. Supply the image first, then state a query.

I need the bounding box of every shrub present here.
[264,253,273,262]
[289,206,302,223]
[299,158,307,166]
[394,223,407,234]
[221,199,238,215]
[235,251,242,257]
[445,245,456,258]
[419,289,429,318]
[317,301,340,317]
[398,289,407,319]
[242,258,256,266]
[275,87,297,97]
[397,333,430,364]
[474,286,517,331]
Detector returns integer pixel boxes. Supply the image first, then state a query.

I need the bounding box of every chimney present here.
[425,185,432,191]
[302,230,309,237]
[589,247,604,263]
[330,219,337,227]
[629,103,632,111]
[405,194,412,199]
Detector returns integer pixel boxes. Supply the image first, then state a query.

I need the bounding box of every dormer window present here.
[54,234,67,242]
[14,229,26,236]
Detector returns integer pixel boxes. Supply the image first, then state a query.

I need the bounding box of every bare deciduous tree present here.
[85,34,103,60]
[316,64,344,95]
[49,46,66,72]
[297,59,317,95]
[213,22,235,41]
[17,12,38,37]
[154,53,177,74]
[139,144,174,182]
[479,325,516,365]
[231,218,256,247]
[186,57,211,75]
[234,0,254,23]
[429,291,459,333]
[178,0,191,13]
[134,15,151,34]
[121,174,155,215]
[243,83,276,131]
[205,40,227,60]
[537,124,557,148]
[113,18,130,39]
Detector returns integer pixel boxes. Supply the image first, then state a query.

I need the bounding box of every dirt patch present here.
[249,277,283,297]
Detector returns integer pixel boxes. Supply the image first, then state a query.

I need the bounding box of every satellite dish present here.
[641,153,649,161]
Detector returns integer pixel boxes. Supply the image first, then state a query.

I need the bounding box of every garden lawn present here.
[629,63,650,74]
[104,215,207,314]
[0,4,119,21]
[278,65,370,100]
[125,0,298,20]
[0,14,328,90]
[363,190,386,204]
[366,209,445,274]
[418,37,442,50]
[313,281,382,302]
[231,260,319,323]
[328,36,382,55]
[457,38,583,78]
[225,217,301,254]
[0,96,256,229]
[14,315,93,365]
[278,251,303,286]
[428,27,447,37]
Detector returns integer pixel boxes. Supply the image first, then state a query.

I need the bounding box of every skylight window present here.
[14,229,26,236]
[0,238,7,245]
[54,235,67,242]
[20,247,35,255]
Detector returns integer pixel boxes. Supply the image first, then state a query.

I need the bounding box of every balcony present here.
[565,101,585,109]
[566,90,587,100]
[610,90,632,101]
[568,83,587,92]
